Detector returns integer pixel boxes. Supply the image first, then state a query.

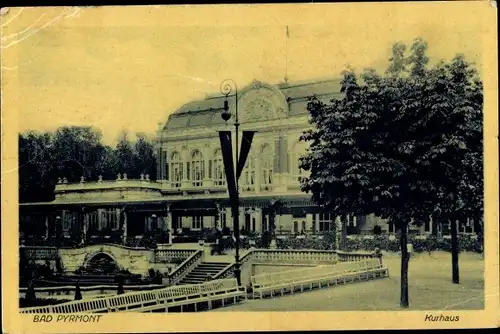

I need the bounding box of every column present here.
[239,207,245,234]
[255,149,261,193]
[255,208,262,233]
[120,207,128,244]
[335,215,342,249]
[166,204,173,244]
[79,207,86,245]
[215,203,222,230]
[82,211,88,244]
[227,208,234,230]
[44,215,49,240]
[306,213,313,234]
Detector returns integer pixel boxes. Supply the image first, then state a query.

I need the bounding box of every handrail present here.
[167,249,204,284]
[213,249,256,280]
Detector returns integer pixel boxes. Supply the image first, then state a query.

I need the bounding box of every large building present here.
[19,78,478,247]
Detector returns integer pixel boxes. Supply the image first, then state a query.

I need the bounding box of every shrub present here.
[273,234,482,253]
[74,281,82,300]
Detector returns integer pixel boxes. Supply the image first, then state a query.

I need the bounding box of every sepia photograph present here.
[1,2,498,332]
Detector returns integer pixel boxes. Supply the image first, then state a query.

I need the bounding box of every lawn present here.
[213,251,484,311]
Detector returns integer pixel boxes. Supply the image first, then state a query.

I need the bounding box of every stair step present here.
[194,268,226,272]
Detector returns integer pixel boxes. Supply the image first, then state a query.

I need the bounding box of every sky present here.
[1,3,488,145]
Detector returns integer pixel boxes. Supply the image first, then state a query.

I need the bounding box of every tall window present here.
[88,212,98,231]
[260,144,273,188]
[262,215,269,232]
[211,149,225,186]
[289,141,307,181]
[190,150,204,187]
[62,213,74,231]
[220,211,227,228]
[170,152,183,188]
[192,216,203,229]
[311,215,317,233]
[347,215,357,227]
[319,213,333,232]
[241,155,256,189]
[101,210,118,230]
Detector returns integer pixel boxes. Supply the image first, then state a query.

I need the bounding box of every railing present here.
[167,250,204,285]
[250,258,388,299]
[251,258,382,287]
[20,278,242,314]
[336,250,378,263]
[20,246,59,260]
[153,249,198,264]
[54,179,162,192]
[212,249,255,280]
[251,249,338,264]
[213,249,382,281]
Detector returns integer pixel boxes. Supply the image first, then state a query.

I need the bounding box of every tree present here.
[405,54,483,283]
[299,38,482,307]
[133,133,157,180]
[115,130,135,177]
[52,126,105,182]
[19,131,57,202]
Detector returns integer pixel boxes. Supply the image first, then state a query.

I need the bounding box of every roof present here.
[163,78,343,131]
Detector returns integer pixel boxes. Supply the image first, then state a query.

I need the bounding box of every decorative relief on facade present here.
[236,85,289,123]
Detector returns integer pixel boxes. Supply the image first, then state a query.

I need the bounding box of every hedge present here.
[275,234,483,253]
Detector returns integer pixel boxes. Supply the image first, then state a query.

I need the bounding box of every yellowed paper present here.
[1,2,498,332]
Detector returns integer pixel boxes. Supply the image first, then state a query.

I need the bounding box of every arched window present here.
[170,152,183,188]
[260,144,273,188]
[211,149,225,186]
[190,150,204,187]
[289,140,308,182]
[241,154,256,190]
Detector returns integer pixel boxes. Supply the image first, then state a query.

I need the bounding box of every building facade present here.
[19,78,479,247]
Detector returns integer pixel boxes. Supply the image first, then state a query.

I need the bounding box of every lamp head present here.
[221,99,231,121]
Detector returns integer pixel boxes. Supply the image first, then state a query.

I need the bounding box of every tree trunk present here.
[399,224,409,308]
[431,212,438,237]
[450,219,460,284]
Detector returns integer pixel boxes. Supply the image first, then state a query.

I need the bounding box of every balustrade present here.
[251,249,338,264]
[153,249,198,264]
[336,250,376,263]
[20,246,59,260]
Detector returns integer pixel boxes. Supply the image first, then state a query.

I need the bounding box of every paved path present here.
[212,252,484,311]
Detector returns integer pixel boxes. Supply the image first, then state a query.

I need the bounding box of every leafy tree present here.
[19,131,57,202]
[52,126,105,182]
[300,38,482,308]
[115,130,135,177]
[133,133,157,180]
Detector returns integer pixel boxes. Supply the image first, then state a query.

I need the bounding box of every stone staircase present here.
[177,262,230,285]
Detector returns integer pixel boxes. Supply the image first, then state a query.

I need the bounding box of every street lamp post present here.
[220,78,242,286]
